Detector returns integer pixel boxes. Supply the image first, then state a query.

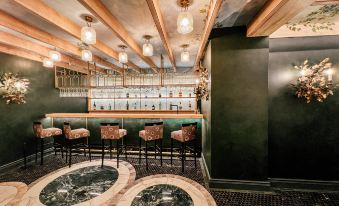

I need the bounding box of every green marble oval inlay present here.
[132,184,193,206]
[39,165,118,206]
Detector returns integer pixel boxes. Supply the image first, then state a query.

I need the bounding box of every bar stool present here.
[63,122,91,167]
[33,122,62,165]
[139,122,163,170]
[171,122,198,172]
[100,123,127,168]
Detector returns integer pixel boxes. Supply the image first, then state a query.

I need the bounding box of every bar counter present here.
[44,112,202,151]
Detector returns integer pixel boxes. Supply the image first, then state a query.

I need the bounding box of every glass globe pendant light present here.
[81,16,96,45]
[81,49,93,62]
[181,44,190,62]
[49,50,61,62]
[118,45,128,64]
[43,58,54,68]
[142,35,153,56]
[177,0,193,34]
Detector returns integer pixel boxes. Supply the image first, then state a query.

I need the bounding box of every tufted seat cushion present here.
[67,128,90,139]
[36,127,62,138]
[171,130,184,142]
[101,127,127,139]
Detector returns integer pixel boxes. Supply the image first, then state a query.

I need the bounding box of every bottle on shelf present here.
[93,101,96,110]
[126,101,129,110]
[126,92,129,98]
[159,93,162,98]
[109,103,112,110]
[159,102,162,110]
[189,93,192,97]
[152,104,155,110]
[100,105,104,110]
[134,102,137,110]
[189,101,192,110]
[169,91,173,98]
[179,90,182,97]
[179,102,182,110]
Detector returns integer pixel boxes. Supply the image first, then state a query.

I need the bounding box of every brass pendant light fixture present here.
[177,0,194,34]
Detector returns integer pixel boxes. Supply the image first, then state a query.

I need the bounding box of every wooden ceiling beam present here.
[193,0,223,69]
[146,0,176,72]
[0,31,100,74]
[0,10,122,74]
[247,0,315,37]
[313,0,339,5]
[78,0,159,73]
[0,43,86,73]
[12,0,141,73]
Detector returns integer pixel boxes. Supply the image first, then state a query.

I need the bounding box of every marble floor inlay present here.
[39,165,118,206]
[131,184,193,206]
[19,160,136,206]
[0,182,28,206]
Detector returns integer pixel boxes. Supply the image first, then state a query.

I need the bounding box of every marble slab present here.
[0,182,27,206]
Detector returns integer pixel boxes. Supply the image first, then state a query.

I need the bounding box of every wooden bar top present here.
[45,113,203,119]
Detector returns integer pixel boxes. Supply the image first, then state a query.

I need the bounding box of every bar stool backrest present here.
[144,122,163,140]
[33,121,43,138]
[182,122,197,142]
[100,123,120,139]
[63,122,72,139]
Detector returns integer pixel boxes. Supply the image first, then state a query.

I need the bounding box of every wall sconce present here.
[0,73,30,104]
[291,58,336,103]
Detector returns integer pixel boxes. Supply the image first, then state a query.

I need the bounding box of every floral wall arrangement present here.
[0,73,30,104]
[287,5,339,32]
[291,58,336,103]
[194,62,209,101]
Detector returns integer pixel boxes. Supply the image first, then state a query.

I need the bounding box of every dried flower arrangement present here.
[0,73,30,104]
[291,58,335,103]
[194,62,209,101]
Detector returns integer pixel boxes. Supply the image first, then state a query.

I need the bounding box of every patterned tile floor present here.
[0,153,339,206]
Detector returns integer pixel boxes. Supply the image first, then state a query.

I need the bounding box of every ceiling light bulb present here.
[177,11,193,34]
[119,51,128,64]
[81,26,96,45]
[49,50,61,62]
[81,49,92,62]
[181,51,190,62]
[43,58,54,68]
[143,43,153,56]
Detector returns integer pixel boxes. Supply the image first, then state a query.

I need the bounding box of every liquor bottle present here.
[93,101,96,110]
[179,102,182,110]
[134,102,137,110]
[100,105,104,110]
[109,103,112,110]
[152,104,155,110]
[179,91,182,97]
[159,93,162,98]
[169,91,173,98]
[126,93,129,98]
[159,102,162,110]
[189,101,192,110]
[169,102,173,110]
[189,93,192,97]
[126,101,129,110]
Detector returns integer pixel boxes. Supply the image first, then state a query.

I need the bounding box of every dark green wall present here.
[269,36,339,181]
[204,28,269,181]
[0,53,87,166]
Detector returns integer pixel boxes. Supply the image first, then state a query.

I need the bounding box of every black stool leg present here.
[194,139,197,168]
[35,138,38,163]
[154,140,157,159]
[69,140,72,168]
[54,137,57,156]
[117,138,120,168]
[101,139,104,168]
[88,137,92,162]
[146,141,148,170]
[182,142,185,173]
[160,139,163,166]
[65,139,68,163]
[110,140,112,159]
[124,136,127,160]
[139,138,141,164]
[170,138,173,165]
[83,137,87,157]
[40,138,44,165]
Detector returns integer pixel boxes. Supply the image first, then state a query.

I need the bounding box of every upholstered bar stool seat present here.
[138,122,164,170]
[100,123,127,168]
[63,122,91,167]
[33,122,63,165]
[170,122,198,172]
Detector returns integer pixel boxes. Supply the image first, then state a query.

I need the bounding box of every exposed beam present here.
[12,0,141,73]
[247,0,315,37]
[0,10,122,74]
[313,0,339,5]
[193,0,223,69]
[0,43,86,73]
[0,31,99,73]
[78,0,159,73]
[146,0,176,72]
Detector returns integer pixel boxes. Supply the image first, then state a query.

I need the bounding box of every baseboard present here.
[270,178,339,191]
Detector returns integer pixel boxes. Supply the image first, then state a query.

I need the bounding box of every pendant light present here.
[81,49,93,62]
[43,58,54,68]
[181,44,190,62]
[81,15,96,45]
[177,0,193,34]
[48,50,61,62]
[118,45,128,64]
[142,35,153,56]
